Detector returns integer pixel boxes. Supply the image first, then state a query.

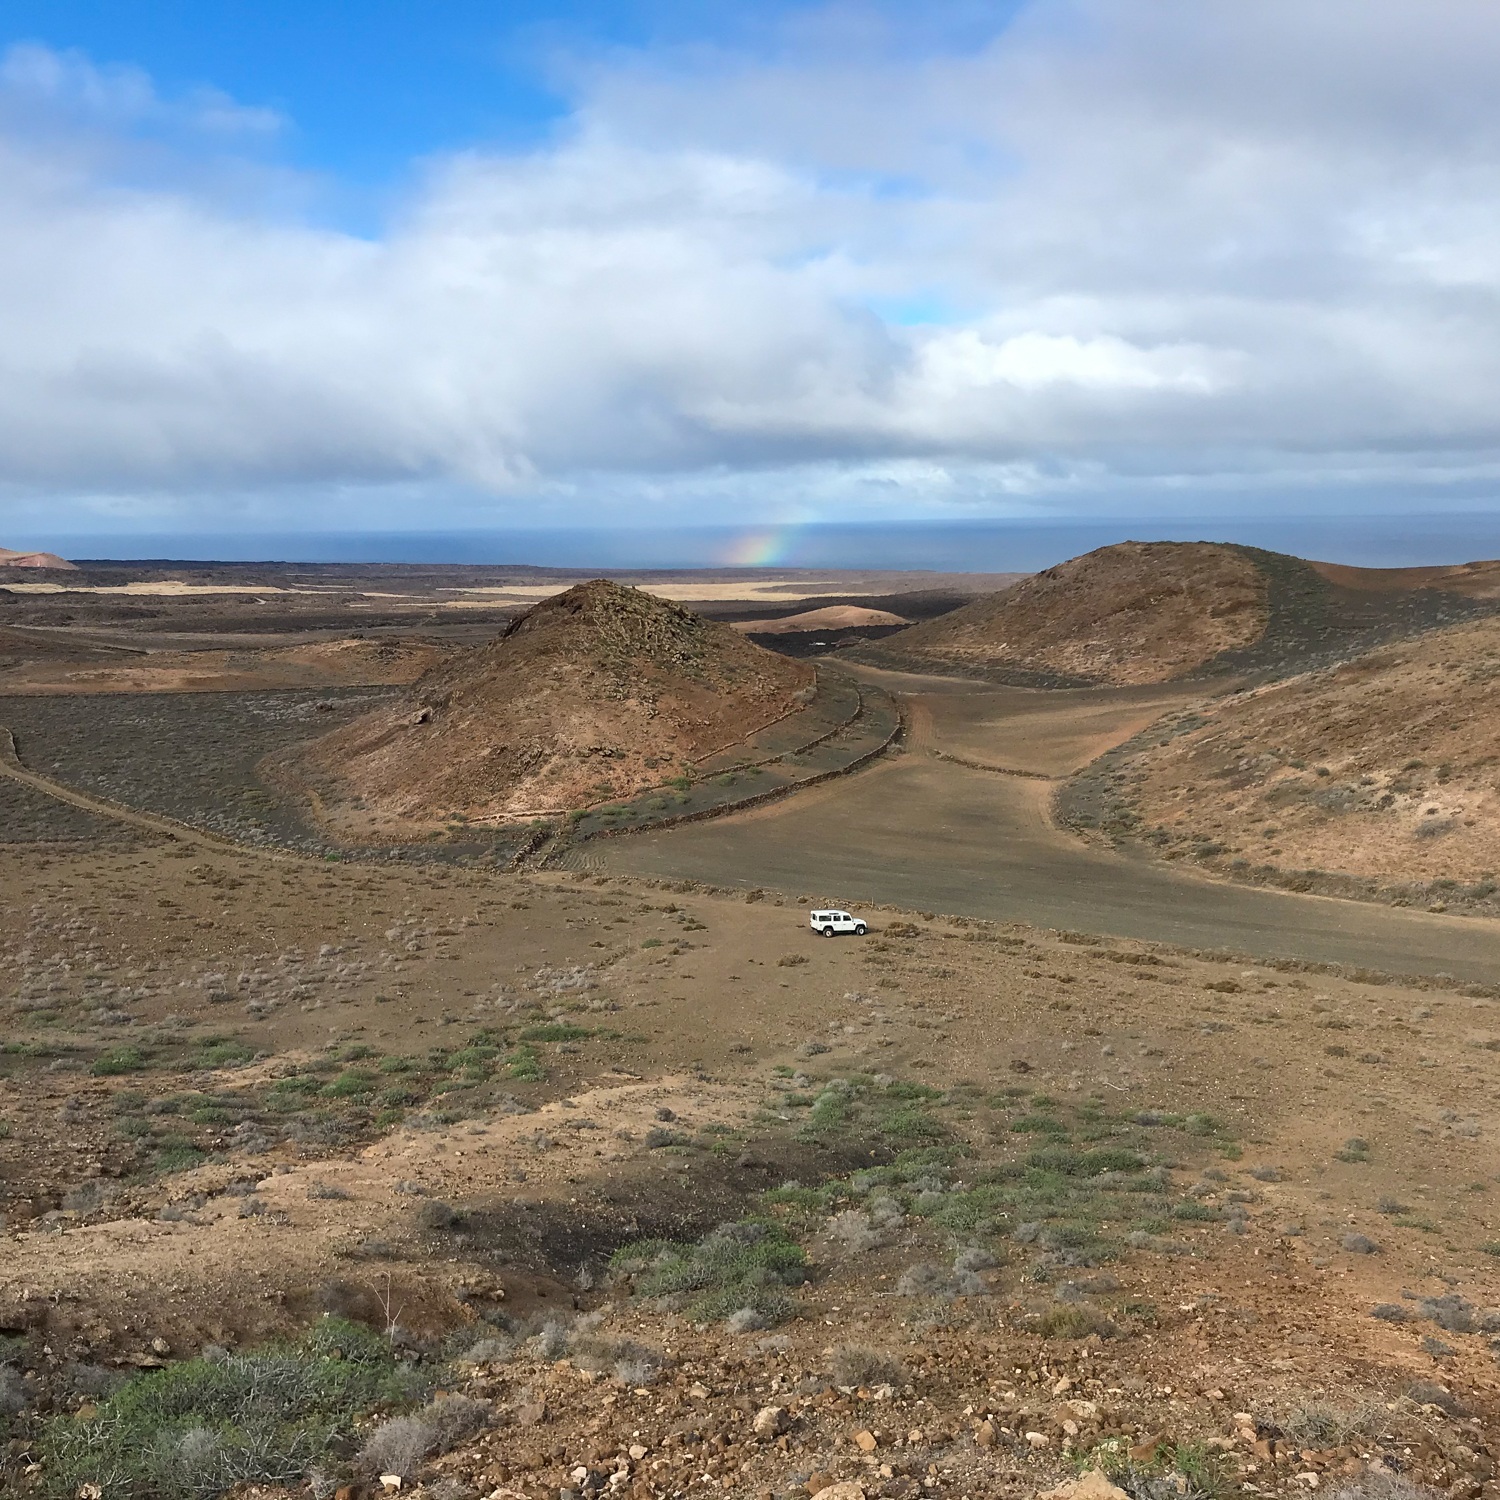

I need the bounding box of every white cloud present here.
[2,6,1500,532]
[0,41,283,135]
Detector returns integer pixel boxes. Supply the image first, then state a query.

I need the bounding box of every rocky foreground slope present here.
[276,579,813,838]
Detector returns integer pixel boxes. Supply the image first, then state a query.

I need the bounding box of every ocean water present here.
[46,512,1500,572]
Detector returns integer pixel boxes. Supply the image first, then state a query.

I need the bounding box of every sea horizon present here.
[16,511,1500,573]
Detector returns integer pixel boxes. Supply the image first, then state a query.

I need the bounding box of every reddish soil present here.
[278,580,814,837]
[861,543,1268,687]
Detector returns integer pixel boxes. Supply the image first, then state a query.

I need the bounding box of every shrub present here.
[356,1395,490,1482]
[91,1046,149,1077]
[320,1069,375,1099]
[570,1332,663,1386]
[455,1337,514,1366]
[894,1257,985,1299]
[39,1318,424,1500]
[1032,1303,1118,1340]
[825,1209,887,1255]
[152,1139,207,1176]
[829,1345,906,1389]
[517,1023,593,1043]
[1326,1479,1440,1500]
[1078,1436,1230,1500]
[1264,1399,1383,1447]
[611,1220,807,1324]
[507,1046,545,1082]
[414,1200,464,1233]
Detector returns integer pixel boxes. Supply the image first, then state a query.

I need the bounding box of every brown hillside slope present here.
[276,579,813,838]
[863,541,1268,685]
[1109,614,1500,886]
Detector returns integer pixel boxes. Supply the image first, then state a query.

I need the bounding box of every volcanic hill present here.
[275,579,814,839]
[851,540,1500,686]
[1068,613,1500,893]
[0,546,76,569]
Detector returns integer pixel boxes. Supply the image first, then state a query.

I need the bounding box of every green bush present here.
[1171,1200,1218,1221]
[793,1077,950,1146]
[322,1069,377,1099]
[517,1023,593,1044]
[878,1104,947,1141]
[507,1046,545,1082]
[91,1047,149,1077]
[39,1319,424,1500]
[152,1138,207,1176]
[192,1041,254,1069]
[611,1220,808,1323]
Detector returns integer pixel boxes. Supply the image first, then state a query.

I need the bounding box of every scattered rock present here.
[1041,1470,1133,1500]
[753,1405,788,1437]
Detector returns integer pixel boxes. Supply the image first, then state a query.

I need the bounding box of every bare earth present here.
[0,559,1498,1500]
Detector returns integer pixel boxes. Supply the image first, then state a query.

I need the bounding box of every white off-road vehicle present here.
[809,909,867,937]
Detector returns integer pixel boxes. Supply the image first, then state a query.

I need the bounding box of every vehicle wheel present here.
[854,924,866,935]
[822,926,835,937]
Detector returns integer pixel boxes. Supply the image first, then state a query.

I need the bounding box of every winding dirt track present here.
[592,668,1500,984]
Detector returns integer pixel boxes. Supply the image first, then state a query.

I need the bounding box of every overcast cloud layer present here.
[3,0,1500,534]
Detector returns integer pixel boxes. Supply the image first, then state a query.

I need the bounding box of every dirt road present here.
[592,670,1500,982]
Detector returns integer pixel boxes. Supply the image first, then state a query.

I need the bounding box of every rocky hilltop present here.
[277,579,814,838]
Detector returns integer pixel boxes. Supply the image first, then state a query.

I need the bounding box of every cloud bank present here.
[3,0,1500,532]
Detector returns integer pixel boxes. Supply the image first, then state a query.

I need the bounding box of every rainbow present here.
[720,527,798,567]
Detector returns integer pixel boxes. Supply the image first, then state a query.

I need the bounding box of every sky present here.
[2,1,1499,554]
